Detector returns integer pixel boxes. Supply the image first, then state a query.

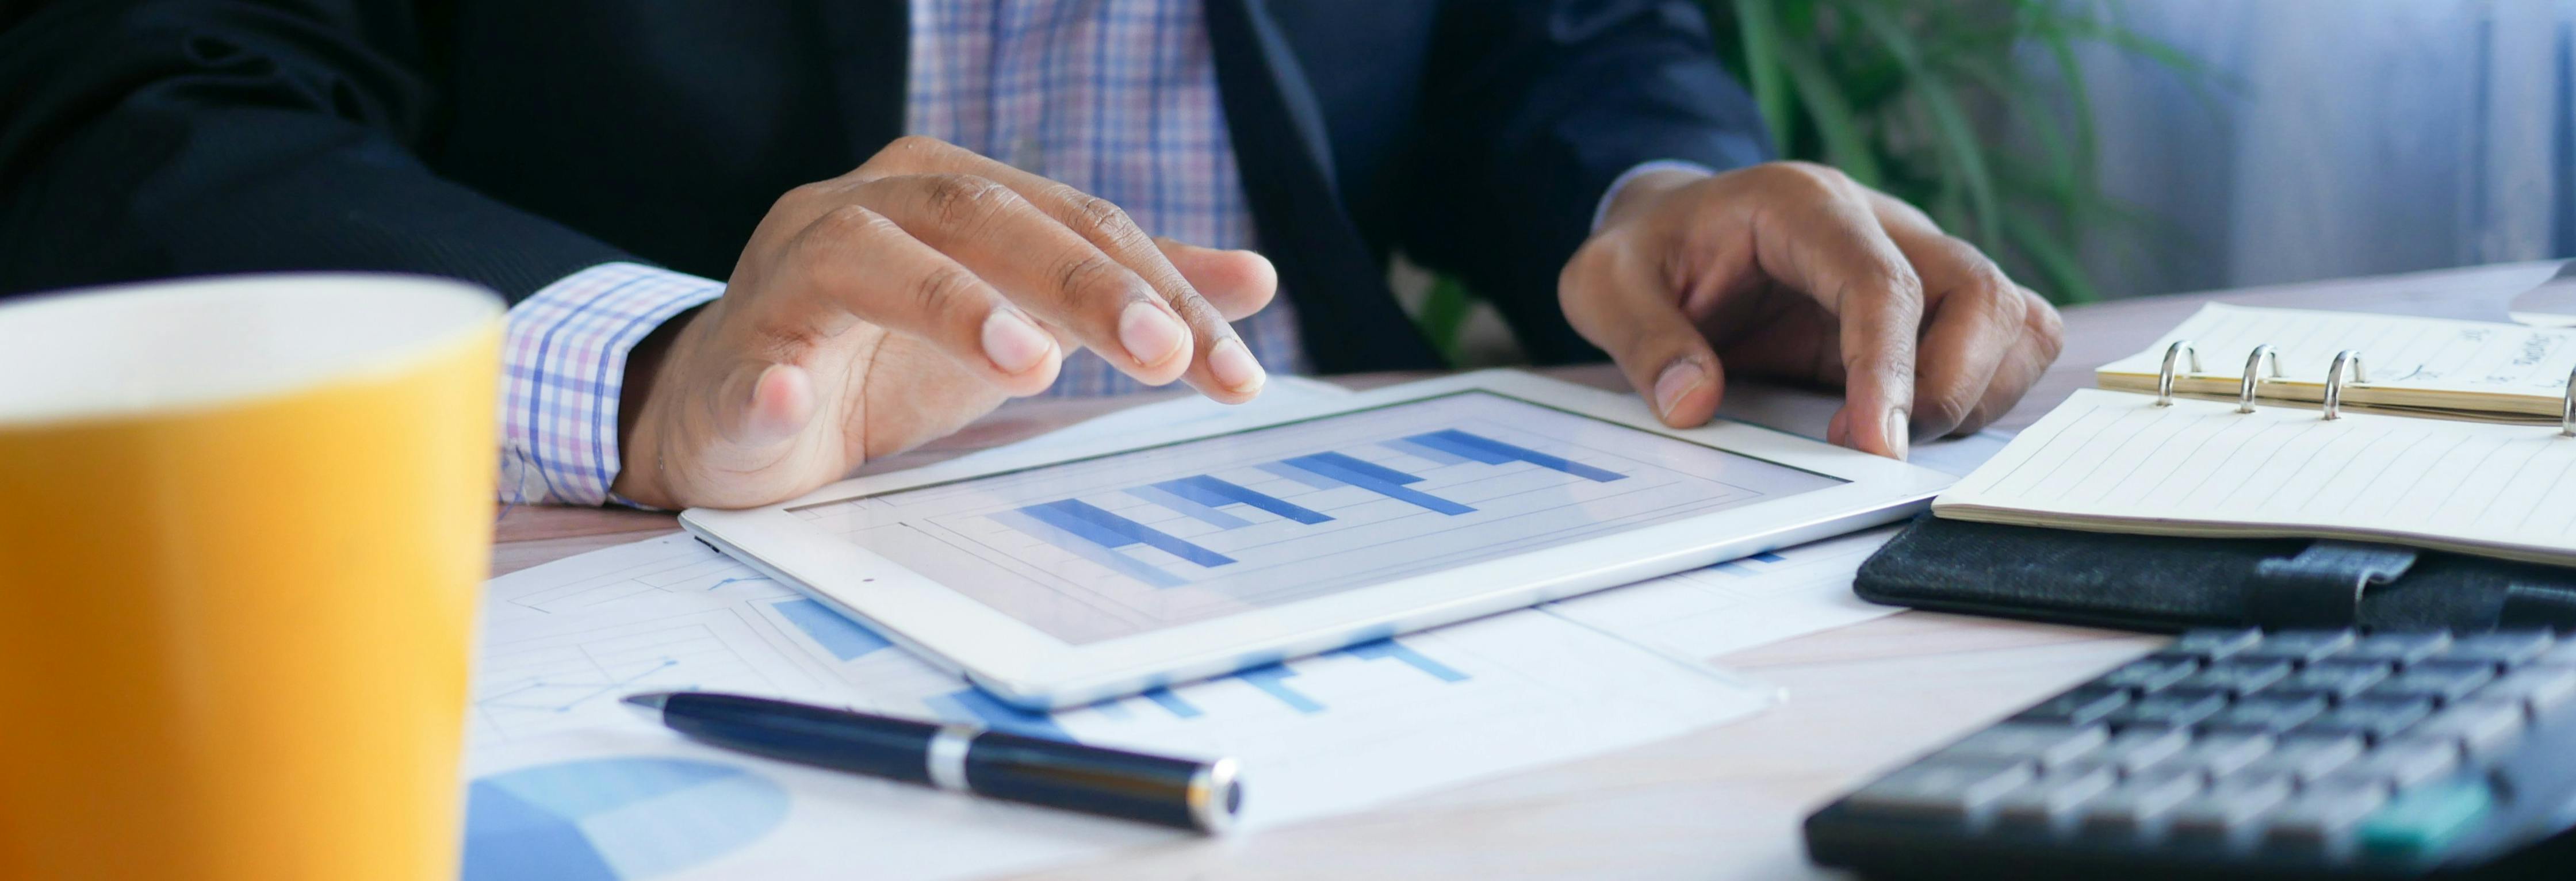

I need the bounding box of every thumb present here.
[716,361,816,449]
[1559,238,1725,427]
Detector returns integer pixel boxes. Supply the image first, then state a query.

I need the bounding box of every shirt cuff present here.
[1591,159,1717,232]
[498,263,725,507]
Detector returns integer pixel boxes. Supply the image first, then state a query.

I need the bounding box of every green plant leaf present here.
[2001,210,2097,304]
[1775,37,1884,187]
[1727,0,1794,155]
[1840,0,2001,248]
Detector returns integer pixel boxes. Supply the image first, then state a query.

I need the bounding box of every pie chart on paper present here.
[462,757,789,880]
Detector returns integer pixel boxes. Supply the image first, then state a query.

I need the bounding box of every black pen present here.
[622,691,1242,833]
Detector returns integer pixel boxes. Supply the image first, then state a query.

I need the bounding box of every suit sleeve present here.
[0,0,630,300]
[1401,0,1773,363]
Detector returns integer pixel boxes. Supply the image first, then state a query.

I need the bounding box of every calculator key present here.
[2200,694,2329,734]
[2106,691,2230,731]
[2342,631,2452,667]
[2171,627,2264,660]
[2241,733,2365,783]
[2241,629,2357,665]
[1992,765,2119,829]
[2364,661,2495,706]
[2484,666,2576,716]
[2329,738,2460,790]
[2263,779,2391,853]
[2165,732,2273,778]
[2297,696,2435,742]
[2012,686,2132,726]
[1844,759,2037,821]
[2095,657,2202,694]
[2090,727,2191,774]
[2169,658,2293,698]
[2441,630,2555,668]
[1934,723,2109,769]
[2356,779,2495,858]
[2167,774,2296,842]
[2406,698,2528,756]
[2273,660,2393,702]
[2077,768,2205,837]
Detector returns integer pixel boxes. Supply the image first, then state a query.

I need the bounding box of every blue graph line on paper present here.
[990,508,1186,588]
[477,658,680,714]
[1127,484,1251,530]
[1155,475,1331,524]
[705,576,771,591]
[771,598,892,661]
[1027,499,1236,567]
[1279,454,1475,515]
[1233,664,1326,713]
[1408,430,1626,482]
[1384,436,1471,465]
[463,757,787,881]
[1256,460,1342,490]
[1141,686,1203,719]
[927,688,1074,741]
[1748,551,1787,564]
[1336,638,1471,683]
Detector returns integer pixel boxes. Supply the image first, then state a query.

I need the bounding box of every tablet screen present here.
[790,390,1845,643]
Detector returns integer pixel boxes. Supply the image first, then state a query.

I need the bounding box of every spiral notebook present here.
[1936,305,2576,566]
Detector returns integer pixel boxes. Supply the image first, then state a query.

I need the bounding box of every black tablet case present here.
[1853,515,2576,633]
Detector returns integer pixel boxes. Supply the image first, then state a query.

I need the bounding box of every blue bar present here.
[1297,451,1423,485]
[927,688,1073,741]
[1233,664,1325,714]
[1028,500,1235,568]
[1140,686,1203,719]
[1280,455,1475,515]
[771,598,891,661]
[1085,698,1132,719]
[1750,551,1787,564]
[1338,638,1470,683]
[1256,461,1341,490]
[1127,484,1250,530]
[1385,437,1470,466]
[990,510,1186,588]
[707,576,771,591]
[1412,430,1628,482]
[1400,431,1513,465]
[1156,476,1331,524]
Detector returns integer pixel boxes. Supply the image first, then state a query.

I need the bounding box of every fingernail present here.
[1884,406,1911,460]
[981,309,1053,374]
[1118,301,1185,367]
[1653,359,1706,417]
[1208,336,1266,393]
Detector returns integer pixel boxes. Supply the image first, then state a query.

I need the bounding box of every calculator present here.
[1804,629,2576,879]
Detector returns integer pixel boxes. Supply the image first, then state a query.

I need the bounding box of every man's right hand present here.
[611,136,1278,510]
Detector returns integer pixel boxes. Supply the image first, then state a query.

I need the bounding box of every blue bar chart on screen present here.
[790,391,1845,644]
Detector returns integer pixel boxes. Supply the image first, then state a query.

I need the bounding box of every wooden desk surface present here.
[489,260,2564,880]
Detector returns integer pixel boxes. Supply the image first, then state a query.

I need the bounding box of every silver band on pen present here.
[925,724,981,792]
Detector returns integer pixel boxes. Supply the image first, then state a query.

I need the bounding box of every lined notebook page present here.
[1935,389,2576,564]
[2095,304,2576,415]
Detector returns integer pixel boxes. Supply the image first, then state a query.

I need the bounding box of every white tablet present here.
[680,369,1954,709]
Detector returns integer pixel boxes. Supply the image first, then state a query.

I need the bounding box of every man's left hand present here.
[1560,162,2065,458]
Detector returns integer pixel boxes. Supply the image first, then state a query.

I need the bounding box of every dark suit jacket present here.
[0,0,1767,372]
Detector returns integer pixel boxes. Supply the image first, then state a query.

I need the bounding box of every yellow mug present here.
[0,275,502,879]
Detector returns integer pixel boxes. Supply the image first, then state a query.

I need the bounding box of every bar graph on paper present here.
[791,391,1844,643]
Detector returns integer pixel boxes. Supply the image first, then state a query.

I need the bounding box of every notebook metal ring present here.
[2321,350,2367,421]
[2238,344,2282,413]
[2157,340,2202,407]
[2561,365,2575,438]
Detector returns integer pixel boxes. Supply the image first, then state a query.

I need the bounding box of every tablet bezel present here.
[680,369,1954,708]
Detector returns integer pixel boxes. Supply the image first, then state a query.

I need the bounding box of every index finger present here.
[864,136,1266,400]
[1750,168,1924,458]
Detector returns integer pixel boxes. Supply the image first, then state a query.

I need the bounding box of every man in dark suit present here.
[0,1,2061,509]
